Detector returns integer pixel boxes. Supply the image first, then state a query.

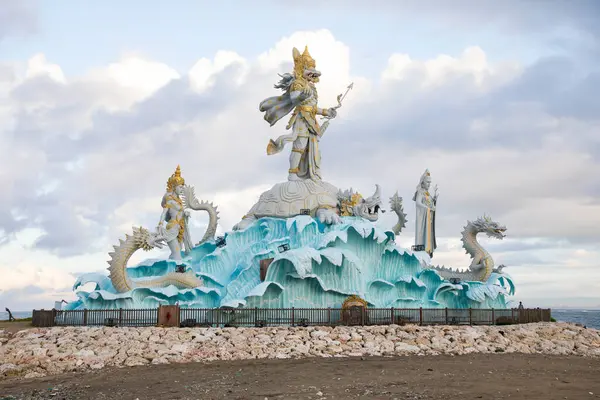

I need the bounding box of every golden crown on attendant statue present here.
[166,165,185,192]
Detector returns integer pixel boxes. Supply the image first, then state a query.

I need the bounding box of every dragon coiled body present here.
[107,226,203,292]
[107,186,219,293]
[430,216,507,282]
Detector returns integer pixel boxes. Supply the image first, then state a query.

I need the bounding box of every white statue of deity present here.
[413,169,438,257]
[156,165,193,260]
[259,46,338,182]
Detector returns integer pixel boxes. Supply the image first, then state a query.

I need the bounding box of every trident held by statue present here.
[320,82,353,134]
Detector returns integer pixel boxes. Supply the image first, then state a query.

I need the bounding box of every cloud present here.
[284,0,600,40]
[1,28,599,307]
[0,285,73,311]
[0,0,37,41]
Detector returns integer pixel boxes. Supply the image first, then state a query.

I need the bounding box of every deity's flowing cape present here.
[260,90,311,156]
[260,93,296,128]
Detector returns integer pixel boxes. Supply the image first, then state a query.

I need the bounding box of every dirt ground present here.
[0,321,33,334]
[0,354,599,400]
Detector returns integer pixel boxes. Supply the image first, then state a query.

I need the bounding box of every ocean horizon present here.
[2,309,599,329]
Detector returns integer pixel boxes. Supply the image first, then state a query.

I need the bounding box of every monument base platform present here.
[68,216,514,310]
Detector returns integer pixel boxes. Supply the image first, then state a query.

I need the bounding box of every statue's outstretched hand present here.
[327,108,337,118]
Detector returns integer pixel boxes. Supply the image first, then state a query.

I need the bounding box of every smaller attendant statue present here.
[157,165,193,260]
[413,169,438,257]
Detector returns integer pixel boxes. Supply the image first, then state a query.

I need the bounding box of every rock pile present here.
[1,322,598,380]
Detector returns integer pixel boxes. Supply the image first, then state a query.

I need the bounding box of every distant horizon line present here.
[3,307,600,312]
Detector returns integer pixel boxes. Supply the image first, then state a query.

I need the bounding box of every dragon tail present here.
[181,185,220,246]
[389,192,407,236]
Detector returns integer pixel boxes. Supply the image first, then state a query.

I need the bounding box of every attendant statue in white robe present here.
[413,169,438,257]
[156,165,193,260]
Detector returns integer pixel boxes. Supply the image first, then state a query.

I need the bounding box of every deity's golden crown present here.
[166,165,185,191]
[293,46,316,71]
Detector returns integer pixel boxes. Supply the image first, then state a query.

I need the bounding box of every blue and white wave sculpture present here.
[68,216,514,310]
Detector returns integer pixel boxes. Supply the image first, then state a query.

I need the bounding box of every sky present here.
[1,0,599,310]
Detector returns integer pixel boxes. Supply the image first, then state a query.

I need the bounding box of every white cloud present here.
[25,53,66,84]
[1,29,599,309]
[189,50,248,92]
[382,46,522,89]
[80,55,181,112]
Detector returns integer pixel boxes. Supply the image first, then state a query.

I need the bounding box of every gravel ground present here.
[1,353,599,400]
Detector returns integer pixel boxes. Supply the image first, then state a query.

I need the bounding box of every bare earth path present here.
[0,354,599,400]
[0,321,33,334]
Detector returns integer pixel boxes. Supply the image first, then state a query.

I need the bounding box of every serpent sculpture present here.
[107,226,204,292]
[430,215,507,282]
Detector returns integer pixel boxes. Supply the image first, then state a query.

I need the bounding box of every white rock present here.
[0,323,597,380]
[171,344,188,353]
[394,342,421,354]
[32,347,48,357]
[75,349,95,357]
[125,356,150,367]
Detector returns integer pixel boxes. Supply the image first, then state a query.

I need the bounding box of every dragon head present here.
[472,215,507,240]
[293,46,321,83]
[338,185,382,222]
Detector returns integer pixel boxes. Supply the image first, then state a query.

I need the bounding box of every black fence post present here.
[469,308,472,325]
[83,309,88,326]
[419,307,423,326]
[491,308,495,325]
[390,307,394,325]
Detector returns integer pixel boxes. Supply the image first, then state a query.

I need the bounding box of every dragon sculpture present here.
[336,186,408,237]
[430,215,507,282]
[389,191,408,236]
[337,185,383,222]
[107,182,219,293]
